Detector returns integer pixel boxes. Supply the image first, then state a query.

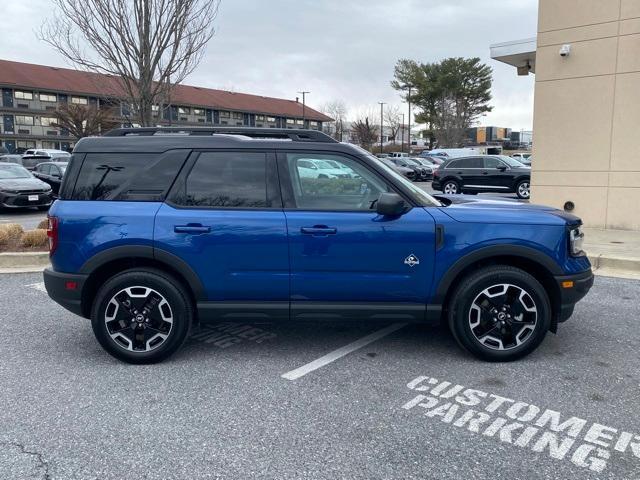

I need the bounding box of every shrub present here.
[37,219,49,230]
[21,229,49,248]
[0,228,9,246]
[0,223,24,240]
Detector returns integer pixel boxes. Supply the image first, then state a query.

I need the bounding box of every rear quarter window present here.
[71,151,189,201]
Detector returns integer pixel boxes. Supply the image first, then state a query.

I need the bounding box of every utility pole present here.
[401,112,405,153]
[407,86,412,153]
[378,102,385,153]
[298,91,310,127]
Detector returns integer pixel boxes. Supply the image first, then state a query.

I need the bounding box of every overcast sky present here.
[0,0,537,130]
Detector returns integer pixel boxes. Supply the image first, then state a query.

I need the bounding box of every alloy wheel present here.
[468,283,537,350]
[104,286,173,352]
[518,182,530,198]
[444,182,458,194]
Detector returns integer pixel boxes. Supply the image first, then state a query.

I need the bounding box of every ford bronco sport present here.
[43,128,593,364]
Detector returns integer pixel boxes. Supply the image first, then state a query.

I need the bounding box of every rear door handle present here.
[482,171,489,175]
[174,224,211,234]
[300,226,337,236]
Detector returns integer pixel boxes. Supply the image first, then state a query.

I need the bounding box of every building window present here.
[151,105,159,112]
[267,117,276,123]
[42,141,58,149]
[193,108,204,116]
[178,107,190,115]
[17,140,36,149]
[256,115,265,121]
[232,112,243,120]
[14,91,33,100]
[40,117,57,127]
[310,121,318,127]
[286,118,294,124]
[15,115,35,125]
[39,93,57,102]
[296,119,304,125]
[71,96,88,105]
[219,111,230,118]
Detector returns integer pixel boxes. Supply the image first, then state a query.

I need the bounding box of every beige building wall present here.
[532,0,640,230]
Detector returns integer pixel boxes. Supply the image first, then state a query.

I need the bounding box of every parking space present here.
[1,272,638,479]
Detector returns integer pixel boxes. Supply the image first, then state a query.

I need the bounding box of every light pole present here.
[401,113,405,153]
[298,91,310,127]
[378,101,386,153]
[407,86,413,153]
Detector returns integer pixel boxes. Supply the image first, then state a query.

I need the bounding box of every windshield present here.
[349,145,441,207]
[0,164,32,179]
[498,155,527,167]
[404,158,421,166]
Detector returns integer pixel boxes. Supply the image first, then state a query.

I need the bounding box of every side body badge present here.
[404,254,420,267]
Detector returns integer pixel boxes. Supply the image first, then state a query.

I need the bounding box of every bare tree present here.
[51,103,120,139]
[40,0,220,126]
[384,105,401,145]
[351,115,378,150]
[322,100,348,141]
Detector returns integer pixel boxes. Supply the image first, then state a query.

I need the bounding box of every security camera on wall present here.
[559,44,571,57]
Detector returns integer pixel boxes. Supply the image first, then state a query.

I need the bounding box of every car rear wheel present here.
[91,268,192,364]
[448,265,551,361]
[516,180,530,199]
[443,180,460,194]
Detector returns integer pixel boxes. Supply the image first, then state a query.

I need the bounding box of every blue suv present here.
[43,128,593,364]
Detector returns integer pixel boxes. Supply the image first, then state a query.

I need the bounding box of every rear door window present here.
[176,151,271,208]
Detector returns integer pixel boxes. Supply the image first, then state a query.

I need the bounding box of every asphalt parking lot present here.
[1,272,638,480]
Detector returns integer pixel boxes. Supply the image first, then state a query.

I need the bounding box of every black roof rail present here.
[103,127,338,143]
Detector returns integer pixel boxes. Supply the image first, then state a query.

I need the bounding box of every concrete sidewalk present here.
[584,228,640,279]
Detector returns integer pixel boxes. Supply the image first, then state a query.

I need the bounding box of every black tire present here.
[516,179,530,199]
[448,265,551,362]
[442,180,460,195]
[91,268,193,364]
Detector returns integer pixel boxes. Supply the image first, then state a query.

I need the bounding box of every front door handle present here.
[174,224,211,234]
[300,226,337,236]
[482,171,489,175]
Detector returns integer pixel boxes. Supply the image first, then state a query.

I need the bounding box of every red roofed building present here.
[0,59,332,153]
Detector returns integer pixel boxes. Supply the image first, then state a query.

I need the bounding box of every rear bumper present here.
[432,179,441,190]
[43,268,88,317]
[554,268,594,322]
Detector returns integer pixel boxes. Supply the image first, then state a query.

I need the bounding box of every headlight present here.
[569,226,585,256]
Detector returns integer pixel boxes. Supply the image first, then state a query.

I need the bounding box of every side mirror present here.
[497,165,508,172]
[376,193,407,217]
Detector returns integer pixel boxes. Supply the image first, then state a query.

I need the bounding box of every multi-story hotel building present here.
[0,59,331,153]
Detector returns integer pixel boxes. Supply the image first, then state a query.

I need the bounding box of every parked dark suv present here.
[432,155,531,199]
[44,128,592,364]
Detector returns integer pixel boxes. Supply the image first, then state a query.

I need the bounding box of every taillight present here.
[47,215,58,255]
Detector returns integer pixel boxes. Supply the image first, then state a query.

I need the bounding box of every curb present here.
[0,252,50,271]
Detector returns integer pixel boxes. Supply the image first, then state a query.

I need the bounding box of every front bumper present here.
[432,179,441,190]
[0,191,52,208]
[43,268,89,317]
[554,268,594,322]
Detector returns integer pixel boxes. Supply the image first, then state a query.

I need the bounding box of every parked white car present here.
[296,159,352,179]
[511,153,532,161]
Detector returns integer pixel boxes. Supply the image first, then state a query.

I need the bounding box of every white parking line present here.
[281,322,407,381]
[25,282,46,292]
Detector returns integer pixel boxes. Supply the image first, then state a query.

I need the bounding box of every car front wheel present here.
[443,180,460,194]
[516,180,530,199]
[448,265,551,361]
[91,268,192,364]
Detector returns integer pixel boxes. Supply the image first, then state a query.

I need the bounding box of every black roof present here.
[75,127,340,153]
